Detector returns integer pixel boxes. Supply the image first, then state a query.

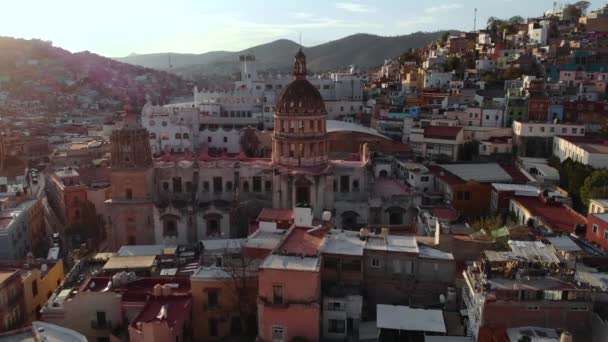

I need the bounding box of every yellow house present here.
[190,266,258,341]
[20,260,65,323]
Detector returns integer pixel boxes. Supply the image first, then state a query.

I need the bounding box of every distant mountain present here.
[0,36,191,114]
[115,31,456,77]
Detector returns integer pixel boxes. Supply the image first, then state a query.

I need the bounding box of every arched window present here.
[183,133,189,140]
[149,132,156,140]
[162,121,168,127]
[242,181,250,192]
[125,188,132,200]
[164,220,178,237]
[175,133,182,139]
[162,182,169,191]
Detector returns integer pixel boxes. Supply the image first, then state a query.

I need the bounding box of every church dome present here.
[275,49,327,116]
[275,79,326,116]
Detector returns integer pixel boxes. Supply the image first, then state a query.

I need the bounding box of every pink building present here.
[128,296,192,342]
[257,226,325,342]
[559,70,608,92]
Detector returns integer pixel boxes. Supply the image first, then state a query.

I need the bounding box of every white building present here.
[475,59,496,73]
[423,71,452,89]
[528,20,550,45]
[481,108,505,128]
[409,126,464,161]
[513,121,585,138]
[553,136,608,168]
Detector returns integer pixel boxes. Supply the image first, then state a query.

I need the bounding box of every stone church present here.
[105,49,419,250]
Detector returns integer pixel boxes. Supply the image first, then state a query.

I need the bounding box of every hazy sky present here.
[0,0,598,57]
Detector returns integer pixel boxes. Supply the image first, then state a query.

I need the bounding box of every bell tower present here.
[106,101,155,250]
[271,50,334,218]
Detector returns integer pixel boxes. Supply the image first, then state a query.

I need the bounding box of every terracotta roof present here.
[499,164,532,184]
[257,208,294,222]
[427,165,465,186]
[130,296,192,331]
[278,226,325,257]
[423,126,463,140]
[432,207,459,222]
[512,196,587,233]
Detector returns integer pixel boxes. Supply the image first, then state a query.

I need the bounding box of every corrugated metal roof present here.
[439,164,512,183]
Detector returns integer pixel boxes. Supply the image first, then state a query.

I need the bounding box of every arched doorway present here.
[385,206,406,225]
[294,177,312,206]
[341,211,360,230]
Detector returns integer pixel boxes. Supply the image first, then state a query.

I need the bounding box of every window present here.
[340,175,350,192]
[175,133,182,139]
[593,224,599,233]
[540,126,545,132]
[352,180,359,191]
[393,259,401,274]
[433,263,439,272]
[527,306,540,311]
[125,188,132,200]
[96,311,107,327]
[528,126,533,132]
[253,177,262,192]
[207,290,219,308]
[172,177,182,193]
[162,182,169,191]
[223,136,228,143]
[544,290,562,300]
[272,285,283,305]
[272,326,285,342]
[371,257,381,268]
[464,191,471,200]
[604,231,608,240]
[242,181,249,192]
[328,319,346,333]
[421,176,429,182]
[183,133,189,139]
[203,181,210,192]
[562,127,567,133]
[207,136,212,143]
[209,318,218,337]
[149,132,156,140]
[32,280,38,297]
[265,180,272,191]
[213,177,223,193]
[572,128,578,134]
[226,181,233,191]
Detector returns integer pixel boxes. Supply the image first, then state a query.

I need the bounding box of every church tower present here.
[106,102,155,250]
[272,49,334,217]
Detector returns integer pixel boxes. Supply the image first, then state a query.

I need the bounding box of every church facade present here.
[105,50,419,250]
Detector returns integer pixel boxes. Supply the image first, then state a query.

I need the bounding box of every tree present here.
[440,31,450,44]
[220,243,259,339]
[445,56,461,71]
[471,214,506,232]
[580,169,608,208]
[508,16,525,25]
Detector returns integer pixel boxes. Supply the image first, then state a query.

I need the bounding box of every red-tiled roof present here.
[423,126,463,140]
[427,165,465,186]
[499,164,532,184]
[130,296,192,331]
[278,226,325,257]
[512,196,587,233]
[432,207,459,222]
[257,208,294,222]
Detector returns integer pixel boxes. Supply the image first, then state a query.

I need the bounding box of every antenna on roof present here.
[473,8,477,32]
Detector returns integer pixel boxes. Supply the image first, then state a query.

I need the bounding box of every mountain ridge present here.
[114,31,458,77]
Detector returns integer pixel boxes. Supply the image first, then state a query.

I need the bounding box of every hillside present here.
[0,37,192,115]
[115,31,455,77]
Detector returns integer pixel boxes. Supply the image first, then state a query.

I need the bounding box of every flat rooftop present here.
[102,255,157,271]
[260,254,320,272]
[377,304,446,333]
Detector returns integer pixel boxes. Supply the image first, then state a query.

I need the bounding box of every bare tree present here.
[216,241,260,339]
